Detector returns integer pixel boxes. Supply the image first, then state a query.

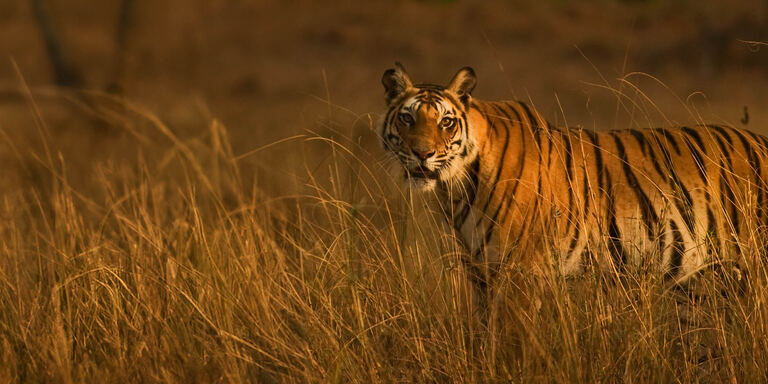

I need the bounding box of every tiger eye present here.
[440,117,456,130]
[398,113,414,125]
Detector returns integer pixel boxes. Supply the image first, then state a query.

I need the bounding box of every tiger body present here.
[379,64,768,286]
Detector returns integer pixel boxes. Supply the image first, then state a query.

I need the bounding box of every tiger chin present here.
[378,62,767,298]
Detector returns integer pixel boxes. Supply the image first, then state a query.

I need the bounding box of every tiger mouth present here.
[404,166,439,180]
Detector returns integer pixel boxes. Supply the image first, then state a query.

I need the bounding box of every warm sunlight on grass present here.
[1,75,767,383]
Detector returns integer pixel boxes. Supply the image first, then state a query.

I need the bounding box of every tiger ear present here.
[382,62,413,105]
[447,67,476,107]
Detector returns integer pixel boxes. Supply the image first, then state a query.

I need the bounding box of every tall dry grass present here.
[1,81,768,384]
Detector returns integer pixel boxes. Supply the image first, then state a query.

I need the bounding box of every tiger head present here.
[378,63,479,191]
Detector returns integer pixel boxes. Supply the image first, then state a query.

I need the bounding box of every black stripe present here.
[484,106,499,139]
[562,130,575,236]
[605,171,627,269]
[709,125,734,147]
[479,105,513,216]
[453,158,480,229]
[710,128,734,169]
[518,103,545,232]
[581,162,590,228]
[586,128,611,256]
[709,128,741,248]
[484,201,505,245]
[519,126,546,238]
[566,221,581,258]
[490,104,525,198]
[656,128,681,155]
[629,129,649,156]
[743,130,768,225]
[681,126,707,154]
[518,102,541,130]
[744,129,768,154]
[707,207,719,256]
[650,129,696,234]
[667,220,684,280]
[756,134,768,153]
[719,160,740,247]
[488,104,529,241]
[577,131,592,237]
[584,130,604,193]
[517,170,543,241]
[729,127,764,225]
[611,132,658,241]
[563,130,574,186]
[475,104,520,247]
[631,129,667,181]
[680,127,708,184]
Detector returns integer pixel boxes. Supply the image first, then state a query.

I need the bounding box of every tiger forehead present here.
[400,93,457,116]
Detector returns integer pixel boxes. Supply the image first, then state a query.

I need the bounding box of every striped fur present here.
[379,64,768,287]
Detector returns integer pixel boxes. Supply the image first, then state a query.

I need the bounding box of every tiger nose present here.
[413,149,435,160]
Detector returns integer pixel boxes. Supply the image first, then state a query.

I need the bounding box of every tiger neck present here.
[437,100,552,238]
[476,100,537,180]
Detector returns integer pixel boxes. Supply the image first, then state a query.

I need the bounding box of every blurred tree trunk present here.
[107,0,136,94]
[30,0,84,88]
[31,0,136,93]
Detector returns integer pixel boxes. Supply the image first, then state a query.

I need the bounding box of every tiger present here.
[378,62,768,293]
